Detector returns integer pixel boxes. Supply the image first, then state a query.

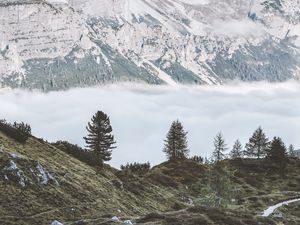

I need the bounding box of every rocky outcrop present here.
[0,0,299,90]
[0,150,58,187]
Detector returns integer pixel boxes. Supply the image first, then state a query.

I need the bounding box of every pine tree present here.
[267,137,288,174]
[288,144,296,157]
[208,164,234,207]
[267,137,287,162]
[201,134,234,208]
[230,139,243,159]
[84,111,116,167]
[163,120,189,161]
[212,132,227,162]
[245,127,269,159]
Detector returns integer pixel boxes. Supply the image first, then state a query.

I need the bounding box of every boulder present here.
[51,220,64,225]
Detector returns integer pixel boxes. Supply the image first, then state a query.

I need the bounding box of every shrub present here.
[0,120,31,143]
[120,162,151,175]
[190,155,204,163]
[52,141,98,167]
[13,122,31,136]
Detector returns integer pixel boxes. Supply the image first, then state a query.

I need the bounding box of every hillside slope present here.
[0,131,177,225]
[1,130,300,224]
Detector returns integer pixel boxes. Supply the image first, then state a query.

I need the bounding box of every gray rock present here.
[51,220,64,225]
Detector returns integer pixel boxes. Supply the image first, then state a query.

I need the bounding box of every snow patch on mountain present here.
[0,0,299,90]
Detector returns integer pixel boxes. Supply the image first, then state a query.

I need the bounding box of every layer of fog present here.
[0,81,299,168]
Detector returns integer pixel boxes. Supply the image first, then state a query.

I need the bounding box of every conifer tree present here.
[212,132,227,162]
[267,137,287,162]
[84,111,116,167]
[245,127,269,159]
[230,139,243,159]
[267,137,288,174]
[288,144,296,157]
[163,120,189,160]
[207,164,233,207]
[205,133,234,207]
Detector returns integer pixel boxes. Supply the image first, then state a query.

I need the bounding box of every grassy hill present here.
[0,130,299,225]
[0,131,177,225]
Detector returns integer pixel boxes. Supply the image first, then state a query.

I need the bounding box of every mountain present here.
[0,0,299,90]
[1,128,300,225]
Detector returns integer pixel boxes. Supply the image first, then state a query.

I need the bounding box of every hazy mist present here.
[0,81,299,168]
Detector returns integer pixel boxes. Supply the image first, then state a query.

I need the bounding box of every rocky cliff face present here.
[0,0,299,90]
[0,0,104,89]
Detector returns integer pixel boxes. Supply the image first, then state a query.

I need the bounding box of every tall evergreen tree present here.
[84,111,116,167]
[230,139,243,159]
[163,120,189,160]
[288,144,296,157]
[245,127,269,159]
[204,133,234,207]
[267,137,287,162]
[212,132,227,162]
[267,137,288,175]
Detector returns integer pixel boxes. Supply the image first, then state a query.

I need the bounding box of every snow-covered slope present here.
[0,0,299,90]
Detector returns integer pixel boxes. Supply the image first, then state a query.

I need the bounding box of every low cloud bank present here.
[0,81,299,168]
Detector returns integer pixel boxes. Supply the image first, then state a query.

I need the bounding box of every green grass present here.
[0,131,300,225]
[0,132,176,225]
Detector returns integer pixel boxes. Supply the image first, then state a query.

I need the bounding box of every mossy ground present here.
[0,132,176,225]
[281,202,300,225]
[0,131,299,225]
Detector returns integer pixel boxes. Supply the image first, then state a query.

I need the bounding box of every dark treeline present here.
[227,127,291,169]
[0,119,31,143]
[120,162,151,175]
[162,122,294,166]
[161,123,296,207]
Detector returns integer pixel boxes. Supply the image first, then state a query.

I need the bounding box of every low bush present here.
[190,155,204,164]
[52,141,98,167]
[0,120,31,143]
[120,162,151,175]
